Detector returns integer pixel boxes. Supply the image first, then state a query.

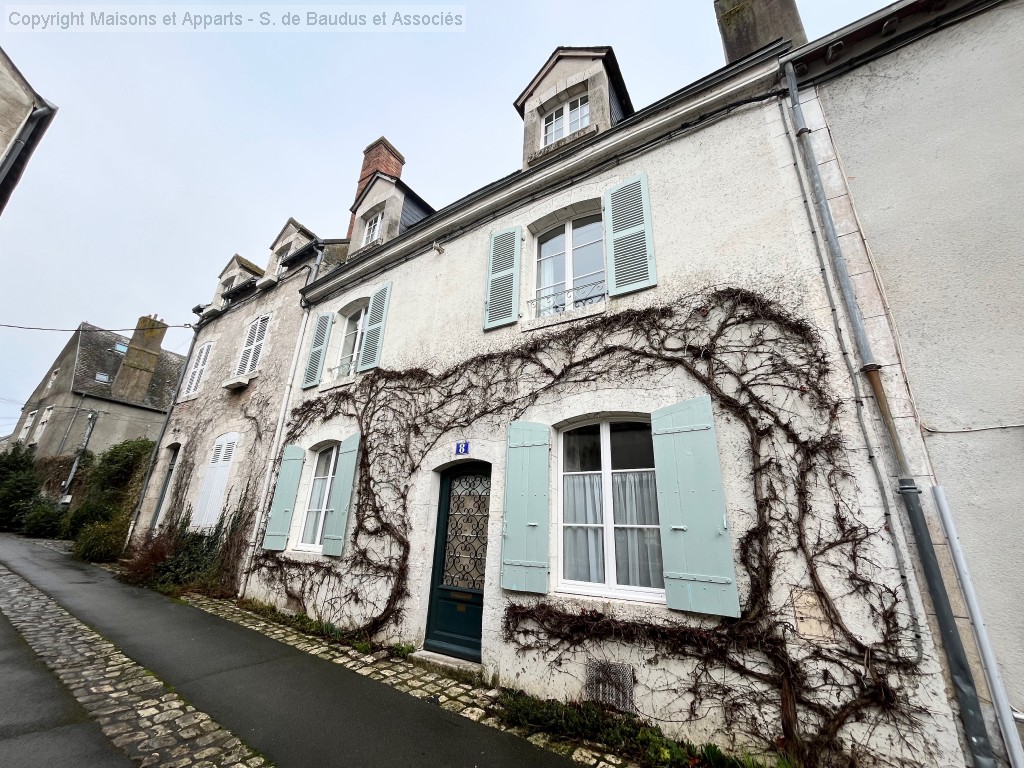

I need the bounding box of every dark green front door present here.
[424,463,491,662]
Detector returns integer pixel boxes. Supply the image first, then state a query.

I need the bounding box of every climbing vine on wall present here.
[251,287,929,767]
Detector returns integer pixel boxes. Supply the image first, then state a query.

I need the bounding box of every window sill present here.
[527,124,599,166]
[521,301,605,333]
[255,274,278,291]
[176,392,201,405]
[318,375,356,393]
[556,582,666,606]
[222,371,258,390]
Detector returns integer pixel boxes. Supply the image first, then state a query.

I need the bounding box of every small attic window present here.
[221,277,236,292]
[543,94,589,147]
[96,372,110,383]
[363,211,383,245]
[114,342,128,354]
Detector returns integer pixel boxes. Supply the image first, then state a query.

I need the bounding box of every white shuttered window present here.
[236,315,270,376]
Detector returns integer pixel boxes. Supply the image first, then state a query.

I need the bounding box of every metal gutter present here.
[784,61,997,768]
[0,100,56,216]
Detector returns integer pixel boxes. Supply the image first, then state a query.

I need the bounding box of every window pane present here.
[308,476,328,512]
[572,215,602,244]
[563,474,603,524]
[301,509,323,545]
[564,526,605,583]
[314,449,335,477]
[572,240,604,283]
[611,471,659,525]
[539,228,566,259]
[563,424,601,471]
[610,422,655,470]
[537,251,565,290]
[614,528,664,588]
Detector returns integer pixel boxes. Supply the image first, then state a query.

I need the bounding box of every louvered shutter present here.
[184,343,211,396]
[500,421,550,593]
[321,433,360,556]
[356,282,391,372]
[262,444,306,551]
[604,174,657,296]
[249,315,270,370]
[192,434,239,530]
[651,396,740,617]
[302,314,334,389]
[483,227,521,329]
[236,320,260,375]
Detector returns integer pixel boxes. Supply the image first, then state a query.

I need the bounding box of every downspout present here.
[61,410,96,496]
[237,243,325,597]
[124,327,198,548]
[56,392,86,455]
[0,102,56,216]
[784,62,1001,768]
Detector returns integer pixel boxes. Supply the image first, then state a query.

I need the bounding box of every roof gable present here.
[514,46,634,118]
[218,253,265,279]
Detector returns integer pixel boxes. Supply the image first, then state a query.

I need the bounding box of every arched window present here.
[298,444,339,548]
[535,214,605,317]
[335,304,368,380]
[560,419,663,597]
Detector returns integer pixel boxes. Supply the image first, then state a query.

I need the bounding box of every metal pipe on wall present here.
[783,60,1002,768]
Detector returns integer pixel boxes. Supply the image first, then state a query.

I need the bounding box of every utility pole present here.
[61,410,96,502]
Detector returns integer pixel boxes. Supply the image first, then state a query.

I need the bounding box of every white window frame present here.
[331,305,368,381]
[542,93,590,148]
[363,211,383,245]
[18,411,37,442]
[295,444,339,551]
[236,315,270,376]
[182,342,213,397]
[45,368,59,390]
[95,372,110,383]
[555,417,666,604]
[535,214,607,318]
[30,406,54,445]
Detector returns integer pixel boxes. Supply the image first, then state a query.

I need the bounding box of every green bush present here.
[0,442,41,531]
[21,497,66,538]
[74,513,130,562]
[62,499,113,539]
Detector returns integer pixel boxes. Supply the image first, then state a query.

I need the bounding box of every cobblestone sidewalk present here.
[0,565,269,768]
[183,594,633,768]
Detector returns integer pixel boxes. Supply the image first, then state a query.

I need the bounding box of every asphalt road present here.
[0,534,573,768]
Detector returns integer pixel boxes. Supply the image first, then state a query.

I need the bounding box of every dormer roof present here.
[514,46,634,118]
[218,253,265,279]
[349,171,435,218]
[269,216,316,250]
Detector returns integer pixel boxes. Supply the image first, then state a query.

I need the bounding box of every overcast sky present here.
[0,0,892,435]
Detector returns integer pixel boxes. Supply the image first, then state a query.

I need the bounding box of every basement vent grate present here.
[585,659,636,713]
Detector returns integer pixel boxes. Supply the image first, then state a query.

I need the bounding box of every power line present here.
[0,323,192,332]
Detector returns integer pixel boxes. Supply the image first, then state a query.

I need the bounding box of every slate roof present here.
[72,323,186,411]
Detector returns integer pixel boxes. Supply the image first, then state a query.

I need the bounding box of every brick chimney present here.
[714,0,807,64]
[111,315,168,404]
[347,136,405,238]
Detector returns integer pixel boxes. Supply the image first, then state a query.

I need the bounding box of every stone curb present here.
[181,594,637,768]
[0,565,270,768]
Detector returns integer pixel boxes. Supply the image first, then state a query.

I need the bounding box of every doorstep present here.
[410,649,483,680]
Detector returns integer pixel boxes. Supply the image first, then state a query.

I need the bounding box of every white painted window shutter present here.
[184,343,212,396]
[604,174,657,296]
[191,432,239,530]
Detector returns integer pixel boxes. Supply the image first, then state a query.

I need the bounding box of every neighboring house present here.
[132,219,349,537]
[10,316,185,472]
[134,1,1023,765]
[0,45,56,215]
[782,0,1024,753]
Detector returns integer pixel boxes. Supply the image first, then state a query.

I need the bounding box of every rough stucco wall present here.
[818,0,1024,712]
[258,99,964,759]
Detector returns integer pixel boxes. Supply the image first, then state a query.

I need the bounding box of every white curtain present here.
[563,474,604,582]
[612,471,663,588]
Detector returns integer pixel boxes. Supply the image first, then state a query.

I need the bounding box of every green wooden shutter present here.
[321,433,359,557]
[500,421,550,593]
[484,227,521,330]
[302,313,334,389]
[603,174,657,296]
[651,395,740,617]
[262,444,306,551]
[356,282,391,372]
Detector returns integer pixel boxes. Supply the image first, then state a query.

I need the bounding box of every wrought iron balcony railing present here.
[527,280,607,319]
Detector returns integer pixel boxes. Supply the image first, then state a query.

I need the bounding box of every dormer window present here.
[114,342,128,354]
[363,211,383,245]
[542,94,589,147]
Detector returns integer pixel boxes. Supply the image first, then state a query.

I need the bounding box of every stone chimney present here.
[111,315,168,404]
[347,136,405,238]
[714,0,807,64]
